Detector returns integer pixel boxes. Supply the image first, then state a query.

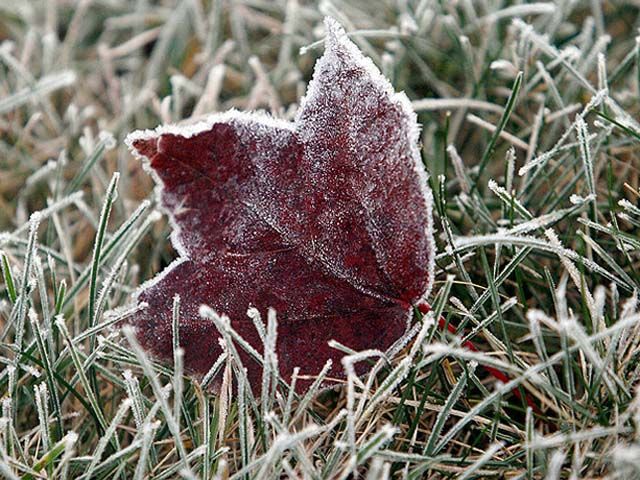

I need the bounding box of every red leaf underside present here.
[126,18,434,392]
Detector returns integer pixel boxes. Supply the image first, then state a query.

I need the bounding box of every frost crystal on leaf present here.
[124,17,434,392]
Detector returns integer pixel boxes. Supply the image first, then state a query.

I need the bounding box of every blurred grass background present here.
[1,1,640,478]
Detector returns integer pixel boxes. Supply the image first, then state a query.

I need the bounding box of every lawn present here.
[1,1,640,478]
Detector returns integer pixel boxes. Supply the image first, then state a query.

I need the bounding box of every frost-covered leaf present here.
[125,17,434,392]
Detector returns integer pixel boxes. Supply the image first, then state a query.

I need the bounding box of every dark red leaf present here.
[125,18,435,392]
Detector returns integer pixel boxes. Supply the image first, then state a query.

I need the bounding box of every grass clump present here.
[1,1,640,478]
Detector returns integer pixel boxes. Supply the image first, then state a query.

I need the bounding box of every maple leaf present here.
[125,18,435,392]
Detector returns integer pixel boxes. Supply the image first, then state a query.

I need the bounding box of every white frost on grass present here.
[3,3,640,479]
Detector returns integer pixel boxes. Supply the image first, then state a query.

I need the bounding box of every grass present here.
[1,0,640,478]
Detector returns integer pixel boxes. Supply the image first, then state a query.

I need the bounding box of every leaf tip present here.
[125,130,159,161]
[323,16,346,50]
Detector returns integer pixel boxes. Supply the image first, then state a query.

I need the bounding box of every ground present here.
[1,1,640,478]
